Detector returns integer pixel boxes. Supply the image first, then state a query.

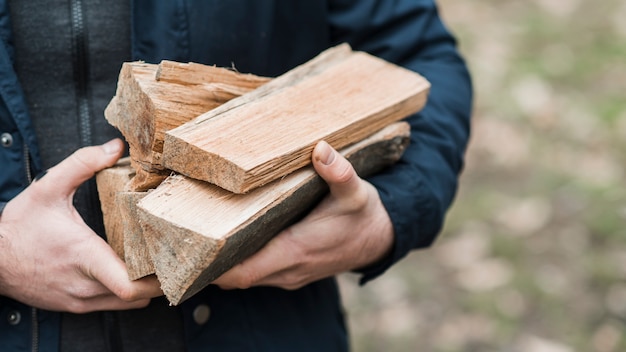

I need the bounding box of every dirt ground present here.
[338,1,626,351]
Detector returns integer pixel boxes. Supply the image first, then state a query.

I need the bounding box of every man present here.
[0,1,472,350]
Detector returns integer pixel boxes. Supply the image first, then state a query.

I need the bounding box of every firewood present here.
[138,122,410,305]
[101,45,429,304]
[162,44,429,194]
[117,191,154,280]
[104,61,270,191]
[95,157,134,258]
[156,60,269,89]
[96,159,154,279]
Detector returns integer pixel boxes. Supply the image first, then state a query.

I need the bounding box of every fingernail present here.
[102,139,122,155]
[315,141,335,166]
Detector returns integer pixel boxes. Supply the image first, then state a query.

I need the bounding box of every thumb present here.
[37,139,125,198]
[312,141,366,205]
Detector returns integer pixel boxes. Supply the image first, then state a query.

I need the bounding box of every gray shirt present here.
[10,0,130,233]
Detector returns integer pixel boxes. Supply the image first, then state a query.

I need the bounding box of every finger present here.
[37,139,124,198]
[65,294,151,314]
[312,141,367,207]
[84,296,152,312]
[213,233,299,289]
[82,239,163,301]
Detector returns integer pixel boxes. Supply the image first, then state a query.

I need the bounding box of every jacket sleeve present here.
[327,0,473,283]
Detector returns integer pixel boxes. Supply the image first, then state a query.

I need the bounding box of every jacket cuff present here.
[0,201,6,219]
[352,189,400,284]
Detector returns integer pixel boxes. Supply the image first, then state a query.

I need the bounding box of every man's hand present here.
[0,139,162,312]
[213,141,394,290]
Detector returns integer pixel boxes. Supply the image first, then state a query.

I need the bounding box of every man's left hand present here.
[212,141,394,290]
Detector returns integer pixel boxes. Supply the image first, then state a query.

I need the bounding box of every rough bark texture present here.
[139,122,410,305]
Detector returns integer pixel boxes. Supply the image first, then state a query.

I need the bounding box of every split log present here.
[163,44,430,194]
[104,61,270,191]
[138,122,410,305]
[156,60,269,89]
[95,157,134,258]
[117,192,154,280]
[96,159,154,279]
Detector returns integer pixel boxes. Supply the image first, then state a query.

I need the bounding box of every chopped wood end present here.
[162,46,429,194]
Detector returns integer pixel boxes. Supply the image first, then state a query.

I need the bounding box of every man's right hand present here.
[0,139,162,313]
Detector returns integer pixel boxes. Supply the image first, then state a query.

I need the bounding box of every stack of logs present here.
[96,44,430,305]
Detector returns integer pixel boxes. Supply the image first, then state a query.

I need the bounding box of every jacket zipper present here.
[23,143,32,184]
[24,143,38,352]
[71,0,102,232]
[70,1,123,350]
[31,308,39,352]
[70,0,92,148]
[23,1,97,350]
[24,1,101,351]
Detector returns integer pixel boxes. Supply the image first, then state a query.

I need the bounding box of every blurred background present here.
[338,0,626,351]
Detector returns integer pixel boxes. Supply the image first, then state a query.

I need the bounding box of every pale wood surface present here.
[96,160,154,279]
[117,192,153,280]
[139,122,411,305]
[104,61,269,191]
[95,157,134,258]
[156,60,270,89]
[101,46,429,304]
[163,45,430,194]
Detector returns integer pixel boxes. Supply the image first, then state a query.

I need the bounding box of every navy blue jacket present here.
[0,1,472,350]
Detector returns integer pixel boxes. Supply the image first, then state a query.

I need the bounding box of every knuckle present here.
[236,276,253,290]
[116,286,140,302]
[64,299,91,314]
[71,148,95,172]
[284,283,304,291]
[128,299,151,309]
[281,274,308,291]
[334,162,355,185]
[353,184,372,207]
[275,239,306,271]
[67,284,97,300]
[235,266,258,289]
[339,183,370,213]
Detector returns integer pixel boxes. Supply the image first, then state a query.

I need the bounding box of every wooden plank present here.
[139,122,411,305]
[104,61,269,191]
[117,192,154,280]
[95,157,135,258]
[97,161,154,279]
[162,44,430,194]
[156,60,269,89]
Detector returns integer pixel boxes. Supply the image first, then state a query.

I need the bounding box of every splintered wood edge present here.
[188,44,353,126]
[117,192,154,280]
[162,45,428,194]
[161,44,353,152]
[178,122,411,304]
[143,122,410,305]
[95,157,134,258]
[106,61,273,192]
[156,60,271,88]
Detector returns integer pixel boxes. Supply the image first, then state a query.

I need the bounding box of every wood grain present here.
[163,44,429,194]
[139,122,411,305]
[95,157,134,258]
[104,61,269,191]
